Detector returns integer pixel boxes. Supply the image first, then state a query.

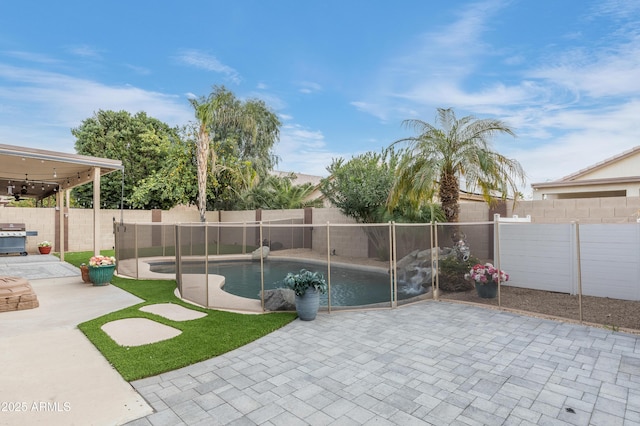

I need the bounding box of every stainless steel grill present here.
[0,223,37,255]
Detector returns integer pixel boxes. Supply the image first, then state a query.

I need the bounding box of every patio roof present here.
[0,143,123,201]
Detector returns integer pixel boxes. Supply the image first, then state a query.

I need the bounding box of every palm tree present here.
[190,87,256,222]
[240,175,323,209]
[390,107,525,222]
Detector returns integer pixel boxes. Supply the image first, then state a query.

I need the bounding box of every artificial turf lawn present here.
[68,251,297,381]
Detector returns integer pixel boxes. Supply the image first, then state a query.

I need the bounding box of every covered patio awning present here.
[0,143,123,258]
[0,144,123,201]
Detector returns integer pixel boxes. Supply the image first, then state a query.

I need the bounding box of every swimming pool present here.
[150,259,426,306]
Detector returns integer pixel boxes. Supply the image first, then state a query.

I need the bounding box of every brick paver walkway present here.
[127,302,640,425]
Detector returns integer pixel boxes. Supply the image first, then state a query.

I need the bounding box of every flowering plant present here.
[89,255,116,267]
[465,263,509,285]
[38,241,51,247]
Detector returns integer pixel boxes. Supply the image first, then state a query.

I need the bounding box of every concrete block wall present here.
[310,208,368,258]
[459,202,490,222]
[509,196,640,223]
[261,209,304,222]
[4,195,640,254]
[162,205,203,223]
[0,207,56,253]
[220,210,255,223]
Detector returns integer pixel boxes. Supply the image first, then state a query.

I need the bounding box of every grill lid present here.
[0,223,26,231]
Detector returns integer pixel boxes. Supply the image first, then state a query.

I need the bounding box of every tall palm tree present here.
[190,87,256,222]
[390,108,525,222]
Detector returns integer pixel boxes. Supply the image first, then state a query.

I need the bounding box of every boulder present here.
[261,288,296,311]
[252,246,270,260]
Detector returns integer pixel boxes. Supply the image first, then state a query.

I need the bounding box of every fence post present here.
[494,214,501,307]
[260,221,265,312]
[175,224,181,296]
[573,221,583,323]
[205,223,209,307]
[242,222,247,254]
[430,222,435,298]
[134,223,139,280]
[390,222,396,308]
[434,223,440,301]
[326,222,331,313]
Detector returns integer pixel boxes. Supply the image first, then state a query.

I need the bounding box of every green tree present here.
[72,110,178,209]
[240,174,323,210]
[129,136,198,209]
[189,86,281,221]
[390,108,525,222]
[320,149,442,223]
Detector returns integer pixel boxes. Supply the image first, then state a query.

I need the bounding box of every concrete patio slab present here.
[0,273,153,426]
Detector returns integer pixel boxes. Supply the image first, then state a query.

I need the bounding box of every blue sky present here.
[1,0,639,197]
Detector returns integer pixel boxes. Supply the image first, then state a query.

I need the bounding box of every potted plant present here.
[87,255,117,286]
[38,241,52,255]
[465,263,509,299]
[282,269,328,321]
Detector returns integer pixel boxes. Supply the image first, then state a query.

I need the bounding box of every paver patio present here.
[127,301,640,425]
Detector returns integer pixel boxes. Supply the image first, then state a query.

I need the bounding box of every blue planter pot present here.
[88,265,116,286]
[476,282,498,299]
[295,289,320,321]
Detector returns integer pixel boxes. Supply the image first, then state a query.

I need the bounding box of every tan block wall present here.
[0,207,56,253]
[3,195,639,254]
[458,202,490,222]
[509,196,640,223]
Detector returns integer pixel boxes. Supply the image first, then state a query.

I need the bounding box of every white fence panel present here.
[498,223,574,294]
[498,222,640,301]
[579,224,640,300]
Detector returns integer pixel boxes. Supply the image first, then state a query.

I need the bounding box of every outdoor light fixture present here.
[21,184,27,195]
[53,168,57,178]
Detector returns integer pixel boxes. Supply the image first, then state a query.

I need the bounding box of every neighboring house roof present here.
[531,145,640,190]
[271,171,324,187]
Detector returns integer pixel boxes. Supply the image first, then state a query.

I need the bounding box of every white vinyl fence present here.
[498,222,640,301]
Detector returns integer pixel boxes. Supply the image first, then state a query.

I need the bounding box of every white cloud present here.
[276,124,334,176]
[0,63,192,151]
[296,81,322,94]
[174,49,240,84]
[125,64,151,75]
[4,51,60,64]
[67,45,103,59]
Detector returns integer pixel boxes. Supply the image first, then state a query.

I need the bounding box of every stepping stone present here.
[101,318,181,347]
[139,303,207,321]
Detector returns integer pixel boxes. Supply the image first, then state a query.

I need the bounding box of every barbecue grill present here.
[0,223,38,256]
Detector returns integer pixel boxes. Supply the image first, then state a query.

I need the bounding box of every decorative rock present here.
[0,276,39,312]
[261,288,296,311]
[252,246,270,260]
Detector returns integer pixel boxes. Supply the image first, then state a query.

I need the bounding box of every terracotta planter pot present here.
[80,265,92,283]
[38,246,52,255]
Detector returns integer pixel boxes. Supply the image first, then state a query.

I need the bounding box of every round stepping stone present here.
[139,303,207,321]
[101,318,181,347]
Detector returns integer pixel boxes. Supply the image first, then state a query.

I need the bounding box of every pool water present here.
[151,259,425,306]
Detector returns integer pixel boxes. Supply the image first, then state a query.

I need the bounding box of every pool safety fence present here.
[114,217,640,331]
